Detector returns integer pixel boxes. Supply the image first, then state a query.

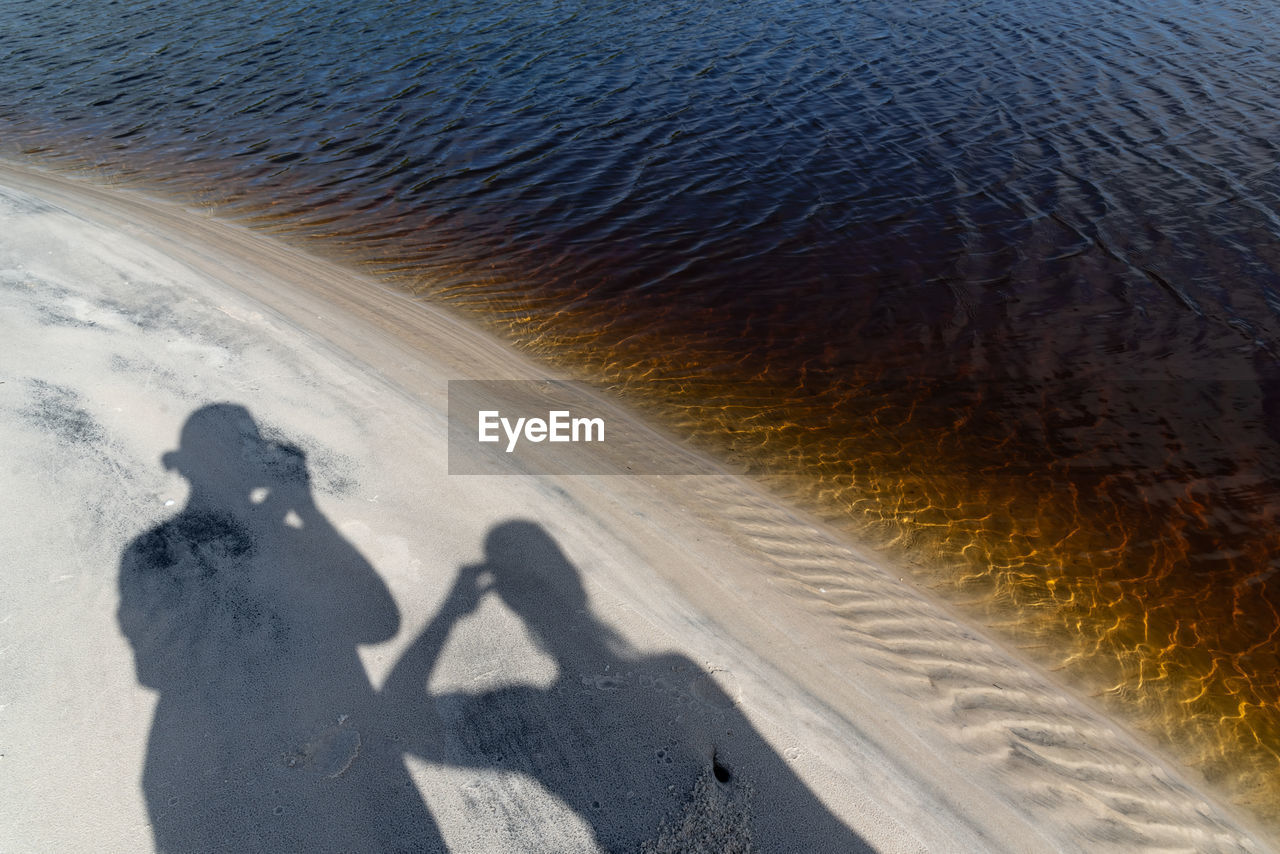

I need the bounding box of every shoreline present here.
[0,160,1271,852]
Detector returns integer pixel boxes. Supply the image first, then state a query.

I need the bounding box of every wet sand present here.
[0,160,1272,853]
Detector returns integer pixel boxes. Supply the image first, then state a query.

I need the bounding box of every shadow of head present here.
[161,403,308,497]
[479,520,612,659]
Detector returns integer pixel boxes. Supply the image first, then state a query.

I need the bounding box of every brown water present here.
[2,0,1278,820]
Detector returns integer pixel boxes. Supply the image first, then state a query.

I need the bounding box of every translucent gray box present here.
[447,380,715,475]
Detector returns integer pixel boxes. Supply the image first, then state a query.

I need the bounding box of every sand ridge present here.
[0,160,1272,852]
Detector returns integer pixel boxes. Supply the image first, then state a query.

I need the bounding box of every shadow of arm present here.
[379,563,487,761]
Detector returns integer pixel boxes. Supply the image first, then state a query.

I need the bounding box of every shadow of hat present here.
[162,403,265,472]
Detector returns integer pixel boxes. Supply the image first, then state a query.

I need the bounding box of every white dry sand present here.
[0,160,1273,853]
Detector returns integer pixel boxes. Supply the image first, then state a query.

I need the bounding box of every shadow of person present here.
[117,404,446,853]
[383,520,872,853]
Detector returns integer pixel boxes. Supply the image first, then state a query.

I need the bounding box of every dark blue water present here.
[3,0,1280,818]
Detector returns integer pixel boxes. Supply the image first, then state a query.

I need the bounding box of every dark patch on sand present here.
[132,510,256,577]
[21,380,105,446]
[99,295,182,333]
[108,354,190,398]
[0,270,32,291]
[307,447,359,496]
[260,423,359,496]
[35,304,98,329]
[0,273,61,299]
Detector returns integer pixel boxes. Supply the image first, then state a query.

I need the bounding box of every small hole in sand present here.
[713,758,731,784]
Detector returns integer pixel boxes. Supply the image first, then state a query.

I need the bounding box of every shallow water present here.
[3,0,1278,817]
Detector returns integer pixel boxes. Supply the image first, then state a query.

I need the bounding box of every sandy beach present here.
[0,160,1272,852]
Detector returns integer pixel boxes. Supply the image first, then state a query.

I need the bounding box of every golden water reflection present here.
[438,285,1280,820]
[11,143,1279,826]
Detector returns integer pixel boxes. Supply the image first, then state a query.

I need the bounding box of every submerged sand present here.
[0,161,1272,852]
